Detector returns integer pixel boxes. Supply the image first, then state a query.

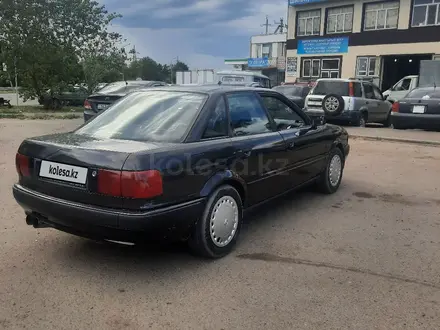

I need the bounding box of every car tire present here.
[316,148,345,194]
[391,123,406,130]
[352,112,367,127]
[382,111,392,127]
[188,185,243,258]
[322,94,345,116]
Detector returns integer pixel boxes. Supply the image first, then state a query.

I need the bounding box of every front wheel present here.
[188,185,243,258]
[316,148,345,194]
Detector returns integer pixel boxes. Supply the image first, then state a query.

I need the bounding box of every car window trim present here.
[362,82,376,100]
[224,90,277,137]
[200,94,231,141]
[257,91,312,126]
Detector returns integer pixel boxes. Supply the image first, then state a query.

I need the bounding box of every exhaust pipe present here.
[26,214,51,228]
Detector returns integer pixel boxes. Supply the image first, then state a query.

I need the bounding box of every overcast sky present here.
[102,0,287,70]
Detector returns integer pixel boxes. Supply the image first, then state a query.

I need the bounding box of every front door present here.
[225,92,287,207]
[259,92,330,187]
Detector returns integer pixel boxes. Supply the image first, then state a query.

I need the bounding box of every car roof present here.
[138,85,273,94]
[216,70,269,79]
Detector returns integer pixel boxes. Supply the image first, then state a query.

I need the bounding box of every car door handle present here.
[287,142,295,149]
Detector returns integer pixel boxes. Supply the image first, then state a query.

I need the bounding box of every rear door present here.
[372,84,390,120]
[225,91,288,206]
[259,92,330,186]
[362,82,381,121]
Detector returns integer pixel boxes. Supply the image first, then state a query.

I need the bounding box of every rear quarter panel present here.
[122,138,236,210]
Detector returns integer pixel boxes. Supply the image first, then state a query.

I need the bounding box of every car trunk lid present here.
[86,94,124,113]
[398,98,440,114]
[17,133,166,210]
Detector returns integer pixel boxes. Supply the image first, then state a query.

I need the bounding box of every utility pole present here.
[274,18,287,34]
[261,15,272,35]
[14,56,18,106]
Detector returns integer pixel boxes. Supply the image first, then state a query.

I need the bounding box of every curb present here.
[349,135,440,147]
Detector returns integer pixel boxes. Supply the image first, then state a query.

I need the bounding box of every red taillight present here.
[84,99,92,110]
[15,153,30,177]
[348,82,354,97]
[97,170,122,196]
[121,170,163,199]
[97,169,163,199]
[392,102,400,112]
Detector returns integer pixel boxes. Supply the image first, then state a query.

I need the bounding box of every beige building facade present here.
[286,0,440,90]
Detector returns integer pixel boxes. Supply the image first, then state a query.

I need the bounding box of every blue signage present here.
[289,0,325,6]
[248,57,269,68]
[297,37,349,55]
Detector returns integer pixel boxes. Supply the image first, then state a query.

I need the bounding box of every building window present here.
[262,43,272,58]
[364,1,399,31]
[327,6,354,33]
[356,56,376,76]
[297,10,321,36]
[302,58,340,78]
[412,0,440,27]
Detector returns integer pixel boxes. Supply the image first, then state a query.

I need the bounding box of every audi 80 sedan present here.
[13,86,349,258]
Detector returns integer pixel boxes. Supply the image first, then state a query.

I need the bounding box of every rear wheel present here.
[316,148,344,194]
[352,112,367,127]
[188,185,243,258]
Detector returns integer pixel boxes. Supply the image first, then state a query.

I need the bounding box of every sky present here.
[101,0,288,70]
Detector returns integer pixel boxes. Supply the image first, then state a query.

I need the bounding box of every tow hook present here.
[26,213,51,228]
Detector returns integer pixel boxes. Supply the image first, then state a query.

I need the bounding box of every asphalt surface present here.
[1,119,440,330]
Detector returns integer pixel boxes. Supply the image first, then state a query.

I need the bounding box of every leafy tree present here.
[171,61,189,83]
[0,0,123,104]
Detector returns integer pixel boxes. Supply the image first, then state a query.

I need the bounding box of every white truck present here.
[383,60,440,103]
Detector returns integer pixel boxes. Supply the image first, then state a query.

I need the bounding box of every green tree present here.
[0,0,122,103]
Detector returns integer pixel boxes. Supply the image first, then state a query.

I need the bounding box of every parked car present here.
[83,80,167,121]
[13,86,349,258]
[272,84,311,109]
[304,78,392,127]
[94,83,108,92]
[390,87,440,130]
[39,85,89,109]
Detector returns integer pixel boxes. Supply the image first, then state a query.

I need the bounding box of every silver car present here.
[304,78,392,127]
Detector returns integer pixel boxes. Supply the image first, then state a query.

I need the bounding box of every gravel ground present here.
[0,119,440,330]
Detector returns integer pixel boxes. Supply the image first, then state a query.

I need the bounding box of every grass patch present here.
[0,105,83,114]
[0,112,81,120]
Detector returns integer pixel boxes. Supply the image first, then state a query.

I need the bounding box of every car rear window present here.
[273,86,305,97]
[405,88,440,99]
[97,82,148,94]
[75,91,207,142]
[310,81,349,96]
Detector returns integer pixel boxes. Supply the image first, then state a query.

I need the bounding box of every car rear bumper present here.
[13,184,205,242]
[83,110,96,122]
[391,112,440,128]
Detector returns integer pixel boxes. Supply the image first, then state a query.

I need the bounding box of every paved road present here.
[1,120,440,329]
[1,92,39,106]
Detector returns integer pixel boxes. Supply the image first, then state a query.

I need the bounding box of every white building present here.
[224,32,287,86]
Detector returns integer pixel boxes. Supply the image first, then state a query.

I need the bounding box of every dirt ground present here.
[1,119,440,330]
